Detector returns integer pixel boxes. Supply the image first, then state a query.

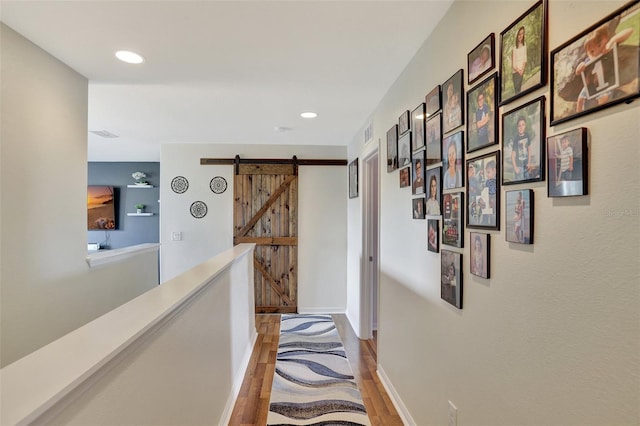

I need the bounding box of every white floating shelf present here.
[127,212,154,216]
[127,184,154,188]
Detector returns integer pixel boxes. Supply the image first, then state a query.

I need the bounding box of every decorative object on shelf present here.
[466,150,500,230]
[441,249,463,309]
[135,203,145,214]
[190,201,208,219]
[499,0,548,106]
[547,127,589,197]
[171,176,189,194]
[506,189,534,244]
[348,158,358,199]
[470,232,490,278]
[210,176,228,194]
[132,171,148,185]
[468,33,495,85]
[551,1,640,125]
[502,96,546,185]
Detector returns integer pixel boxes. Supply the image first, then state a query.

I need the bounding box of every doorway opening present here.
[362,149,379,356]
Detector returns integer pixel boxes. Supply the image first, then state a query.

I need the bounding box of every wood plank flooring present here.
[228,314,403,426]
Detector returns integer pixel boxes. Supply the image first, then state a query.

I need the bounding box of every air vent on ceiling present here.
[89,130,119,138]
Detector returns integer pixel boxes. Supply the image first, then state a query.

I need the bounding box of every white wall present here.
[0,24,159,367]
[349,1,640,424]
[160,144,348,313]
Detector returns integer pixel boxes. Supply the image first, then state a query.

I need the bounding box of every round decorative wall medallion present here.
[210,176,227,194]
[171,176,189,194]
[190,201,208,219]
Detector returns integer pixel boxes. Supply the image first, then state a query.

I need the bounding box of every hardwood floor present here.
[228,314,403,426]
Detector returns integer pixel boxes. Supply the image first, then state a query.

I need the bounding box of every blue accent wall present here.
[88,162,160,249]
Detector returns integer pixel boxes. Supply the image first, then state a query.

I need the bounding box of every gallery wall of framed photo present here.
[357,0,639,424]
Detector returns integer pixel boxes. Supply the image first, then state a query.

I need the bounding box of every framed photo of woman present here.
[499,0,548,106]
[442,131,464,190]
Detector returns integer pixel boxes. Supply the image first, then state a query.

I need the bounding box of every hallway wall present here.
[349,1,640,424]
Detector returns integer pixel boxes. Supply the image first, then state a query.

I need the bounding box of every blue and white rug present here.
[267,314,371,426]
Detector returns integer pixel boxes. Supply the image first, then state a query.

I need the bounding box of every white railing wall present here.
[0,244,257,426]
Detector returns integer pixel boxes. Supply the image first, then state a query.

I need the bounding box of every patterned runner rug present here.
[267,314,371,426]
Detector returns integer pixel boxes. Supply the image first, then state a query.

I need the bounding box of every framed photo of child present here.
[442,192,464,248]
[501,96,546,185]
[412,197,425,220]
[499,0,548,106]
[386,125,398,173]
[550,1,640,125]
[426,113,442,165]
[441,249,463,309]
[426,85,442,117]
[547,128,589,197]
[468,33,495,85]
[505,189,534,244]
[398,110,411,135]
[469,232,490,279]
[442,69,465,133]
[412,103,426,153]
[466,151,500,230]
[467,73,498,153]
[399,167,411,188]
[425,167,442,216]
[428,219,440,253]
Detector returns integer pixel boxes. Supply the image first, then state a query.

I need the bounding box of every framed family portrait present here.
[399,110,410,135]
[442,69,465,133]
[442,131,464,190]
[441,249,462,309]
[466,150,500,230]
[505,189,534,244]
[412,197,425,220]
[412,103,426,153]
[443,192,464,248]
[397,132,412,168]
[550,1,640,125]
[502,96,546,185]
[412,151,426,195]
[468,33,496,84]
[470,232,490,279]
[425,167,442,216]
[348,158,358,199]
[386,125,398,172]
[428,219,440,253]
[426,113,442,165]
[399,167,410,188]
[499,0,548,106]
[467,73,498,153]
[547,127,589,197]
[426,85,442,117]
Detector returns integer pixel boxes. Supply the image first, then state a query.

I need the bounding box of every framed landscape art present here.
[550,1,640,125]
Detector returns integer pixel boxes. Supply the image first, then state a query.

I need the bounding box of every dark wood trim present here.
[201,157,347,166]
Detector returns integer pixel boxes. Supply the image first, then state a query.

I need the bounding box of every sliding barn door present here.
[234,164,298,313]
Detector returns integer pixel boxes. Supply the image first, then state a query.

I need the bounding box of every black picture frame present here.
[442,131,465,190]
[426,85,442,117]
[399,167,411,188]
[386,124,399,173]
[502,96,546,185]
[428,218,440,253]
[505,189,534,244]
[550,1,640,125]
[412,103,426,153]
[412,150,426,195]
[470,232,490,279]
[499,0,548,106]
[443,192,464,248]
[425,167,442,216]
[441,249,463,309]
[442,69,465,134]
[348,158,358,199]
[467,73,499,153]
[398,132,412,168]
[547,127,589,197]
[413,197,425,220]
[466,150,501,230]
[426,113,442,166]
[468,33,496,84]
[399,110,411,135]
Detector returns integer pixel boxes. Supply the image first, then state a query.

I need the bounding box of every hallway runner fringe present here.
[266,314,371,426]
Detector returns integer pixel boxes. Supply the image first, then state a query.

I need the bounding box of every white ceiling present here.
[1,0,453,161]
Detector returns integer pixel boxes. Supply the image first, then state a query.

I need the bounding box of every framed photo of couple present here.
[550,1,640,125]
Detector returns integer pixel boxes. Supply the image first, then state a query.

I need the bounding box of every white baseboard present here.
[297,307,346,314]
[377,364,416,426]
[219,331,258,425]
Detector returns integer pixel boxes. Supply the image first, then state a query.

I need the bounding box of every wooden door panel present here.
[234,167,297,314]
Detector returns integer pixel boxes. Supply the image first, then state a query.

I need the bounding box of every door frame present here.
[360,147,380,341]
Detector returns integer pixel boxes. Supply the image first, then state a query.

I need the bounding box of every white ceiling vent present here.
[89,130,119,138]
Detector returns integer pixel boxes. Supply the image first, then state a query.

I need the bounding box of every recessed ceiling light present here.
[300,112,318,118]
[115,50,145,64]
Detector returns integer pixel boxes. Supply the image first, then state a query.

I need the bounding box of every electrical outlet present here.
[448,400,457,426]
[171,232,182,241]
